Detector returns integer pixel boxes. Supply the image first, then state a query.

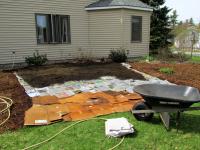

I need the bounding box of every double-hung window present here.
[35,14,71,44]
[131,16,142,42]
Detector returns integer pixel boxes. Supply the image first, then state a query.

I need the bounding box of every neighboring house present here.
[194,34,200,49]
[0,0,152,65]
[175,27,200,50]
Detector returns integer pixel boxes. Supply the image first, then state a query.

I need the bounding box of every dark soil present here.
[17,63,145,88]
[0,72,32,133]
[130,62,200,90]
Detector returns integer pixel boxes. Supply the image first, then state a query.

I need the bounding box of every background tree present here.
[140,0,173,53]
[198,22,200,31]
[185,19,189,25]
[170,10,178,29]
[179,21,183,25]
[169,10,178,46]
[174,19,196,37]
[189,18,194,25]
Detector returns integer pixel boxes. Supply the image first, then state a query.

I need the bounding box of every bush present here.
[158,48,173,59]
[109,48,128,63]
[176,52,190,62]
[144,55,155,62]
[159,67,174,75]
[25,51,48,66]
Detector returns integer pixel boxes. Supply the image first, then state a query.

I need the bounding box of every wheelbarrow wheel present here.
[132,102,154,121]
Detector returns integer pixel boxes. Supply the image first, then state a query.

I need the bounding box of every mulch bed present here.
[17,63,145,88]
[0,72,32,133]
[130,62,200,90]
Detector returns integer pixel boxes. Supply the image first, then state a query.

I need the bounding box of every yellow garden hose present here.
[0,96,125,149]
[22,118,125,150]
[109,136,125,150]
[0,96,13,126]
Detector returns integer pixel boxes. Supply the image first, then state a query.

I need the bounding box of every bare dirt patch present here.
[130,62,200,90]
[17,63,145,88]
[0,72,32,133]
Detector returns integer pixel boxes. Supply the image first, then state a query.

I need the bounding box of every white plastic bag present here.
[105,118,134,137]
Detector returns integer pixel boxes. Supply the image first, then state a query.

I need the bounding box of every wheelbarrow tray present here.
[134,84,200,108]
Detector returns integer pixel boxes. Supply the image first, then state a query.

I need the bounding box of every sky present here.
[165,0,200,24]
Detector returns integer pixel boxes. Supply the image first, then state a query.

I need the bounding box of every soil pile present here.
[0,72,32,133]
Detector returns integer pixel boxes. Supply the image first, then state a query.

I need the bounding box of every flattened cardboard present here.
[24,104,69,125]
[24,105,51,125]
[32,96,59,105]
[25,92,143,125]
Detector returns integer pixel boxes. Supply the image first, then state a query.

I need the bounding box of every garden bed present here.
[0,63,145,133]
[130,62,200,90]
[17,63,145,88]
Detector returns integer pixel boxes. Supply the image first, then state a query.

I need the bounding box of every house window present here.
[131,16,142,42]
[35,14,71,44]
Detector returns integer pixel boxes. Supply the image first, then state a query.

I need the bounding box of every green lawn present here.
[190,56,200,63]
[0,104,200,150]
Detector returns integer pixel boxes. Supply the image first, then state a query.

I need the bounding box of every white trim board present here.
[85,6,153,12]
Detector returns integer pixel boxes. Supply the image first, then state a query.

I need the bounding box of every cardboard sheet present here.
[24,104,69,125]
[24,92,142,125]
[32,96,59,105]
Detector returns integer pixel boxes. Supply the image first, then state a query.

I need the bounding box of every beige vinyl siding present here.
[88,9,151,59]
[0,0,92,64]
[122,9,151,57]
[0,0,151,65]
[88,9,122,58]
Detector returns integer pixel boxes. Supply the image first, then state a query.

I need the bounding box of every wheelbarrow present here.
[131,84,200,130]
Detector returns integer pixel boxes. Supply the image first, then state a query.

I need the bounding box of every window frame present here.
[35,13,71,45]
[131,16,142,43]
[35,13,50,44]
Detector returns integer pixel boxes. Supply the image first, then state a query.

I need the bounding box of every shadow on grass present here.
[125,129,138,139]
[170,113,200,134]
[132,113,200,134]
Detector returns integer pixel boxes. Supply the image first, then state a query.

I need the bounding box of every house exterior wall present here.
[0,0,92,64]
[0,0,151,65]
[88,9,151,58]
[122,9,151,57]
[88,9,122,58]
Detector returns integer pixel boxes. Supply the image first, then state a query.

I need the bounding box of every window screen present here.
[35,14,71,44]
[131,16,142,42]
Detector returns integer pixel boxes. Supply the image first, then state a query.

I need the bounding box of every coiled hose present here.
[0,96,13,126]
